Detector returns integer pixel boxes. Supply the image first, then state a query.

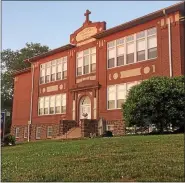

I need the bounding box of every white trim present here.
[36,127,41,139]
[107,27,157,69]
[24,127,27,138]
[76,47,96,77]
[15,127,20,138]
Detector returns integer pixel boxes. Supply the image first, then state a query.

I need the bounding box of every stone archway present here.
[79,96,91,120]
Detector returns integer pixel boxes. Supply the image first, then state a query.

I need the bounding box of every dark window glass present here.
[77,67,82,76]
[39,109,44,115]
[148,47,157,59]
[108,100,115,109]
[108,58,115,68]
[40,77,44,84]
[117,99,124,108]
[84,65,89,74]
[126,53,134,64]
[55,106,60,114]
[49,107,54,114]
[117,55,124,66]
[91,63,96,72]
[61,106,66,113]
[63,71,67,79]
[137,50,145,61]
[56,72,61,80]
[51,74,55,81]
[44,108,48,114]
[45,75,50,83]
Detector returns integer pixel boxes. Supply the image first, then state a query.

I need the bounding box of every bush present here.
[122,76,185,133]
[4,134,16,145]
[102,131,113,137]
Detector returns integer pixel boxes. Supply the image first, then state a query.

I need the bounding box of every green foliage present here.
[1,42,50,134]
[122,76,185,132]
[4,134,16,145]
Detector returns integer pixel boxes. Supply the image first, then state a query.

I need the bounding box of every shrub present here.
[4,134,16,145]
[102,131,113,137]
[122,76,185,133]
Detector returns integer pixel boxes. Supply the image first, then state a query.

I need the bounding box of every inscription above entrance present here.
[76,27,97,42]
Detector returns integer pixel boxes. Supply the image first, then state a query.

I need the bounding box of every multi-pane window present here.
[39,56,67,84]
[38,94,66,116]
[47,126,52,138]
[36,127,41,139]
[107,27,157,69]
[76,47,96,76]
[24,127,27,138]
[15,127,20,138]
[107,81,140,109]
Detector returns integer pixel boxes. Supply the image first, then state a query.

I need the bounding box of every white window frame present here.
[38,93,66,116]
[15,127,20,138]
[107,27,157,69]
[107,81,141,110]
[47,126,53,138]
[36,127,41,139]
[76,47,96,76]
[24,127,27,138]
[39,56,67,85]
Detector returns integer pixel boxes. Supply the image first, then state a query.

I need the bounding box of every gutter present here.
[27,60,35,142]
[163,9,172,77]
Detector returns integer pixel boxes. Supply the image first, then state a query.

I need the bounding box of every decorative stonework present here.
[143,66,150,74]
[43,88,46,93]
[59,84,63,90]
[46,85,58,92]
[113,73,119,80]
[76,75,96,83]
[76,38,96,47]
[89,92,92,96]
[76,27,97,42]
[120,68,141,79]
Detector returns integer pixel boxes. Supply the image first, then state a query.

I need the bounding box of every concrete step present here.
[56,127,82,139]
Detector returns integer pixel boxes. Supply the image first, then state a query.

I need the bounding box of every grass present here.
[1,134,184,182]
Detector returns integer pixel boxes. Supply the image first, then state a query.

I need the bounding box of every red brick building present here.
[11,2,185,141]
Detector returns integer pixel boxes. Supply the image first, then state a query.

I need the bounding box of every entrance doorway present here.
[79,96,91,120]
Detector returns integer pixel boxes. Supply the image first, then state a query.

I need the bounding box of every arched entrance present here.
[79,96,91,120]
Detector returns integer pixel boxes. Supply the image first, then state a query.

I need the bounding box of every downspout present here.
[163,9,172,77]
[28,61,35,142]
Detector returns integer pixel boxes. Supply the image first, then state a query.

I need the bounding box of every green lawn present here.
[1,134,184,182]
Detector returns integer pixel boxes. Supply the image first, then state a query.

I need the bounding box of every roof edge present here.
[13,67,31,77]
[93,2,185,39]
[24,44,76,63]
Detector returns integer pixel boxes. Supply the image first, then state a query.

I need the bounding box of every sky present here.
[2,1,181,51]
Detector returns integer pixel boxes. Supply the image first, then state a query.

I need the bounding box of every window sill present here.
[107,57,157,70]
[38,113,66,117]
[76,72,96,78]
[39,78,67,86]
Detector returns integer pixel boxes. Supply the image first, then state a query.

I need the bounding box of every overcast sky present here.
[2,1,180,51]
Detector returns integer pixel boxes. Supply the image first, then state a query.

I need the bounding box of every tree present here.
[122,76,185,133]
[1,42,50,134]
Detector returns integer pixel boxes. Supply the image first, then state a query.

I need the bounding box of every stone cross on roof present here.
[84,9,91,23]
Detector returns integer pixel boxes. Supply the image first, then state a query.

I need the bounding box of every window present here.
[38,94,66,116]
[107,125,114,131]
[47,126,52,138]
[15,127,20,138]
[49,96,55,114]
[39,98,44,115]
[39,56,67,84]
[76,47,96,76]
[36,127,41,139]
[24,127,28,138]
[44,97,49,115]
[107,27,157,69]
[107,81,140,110]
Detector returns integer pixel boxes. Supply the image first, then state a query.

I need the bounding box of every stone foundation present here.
[81,119,98,137]
[60,120,77,135]
[106,120,125,136]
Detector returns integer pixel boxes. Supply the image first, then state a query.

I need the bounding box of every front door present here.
[79,96,91,119]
